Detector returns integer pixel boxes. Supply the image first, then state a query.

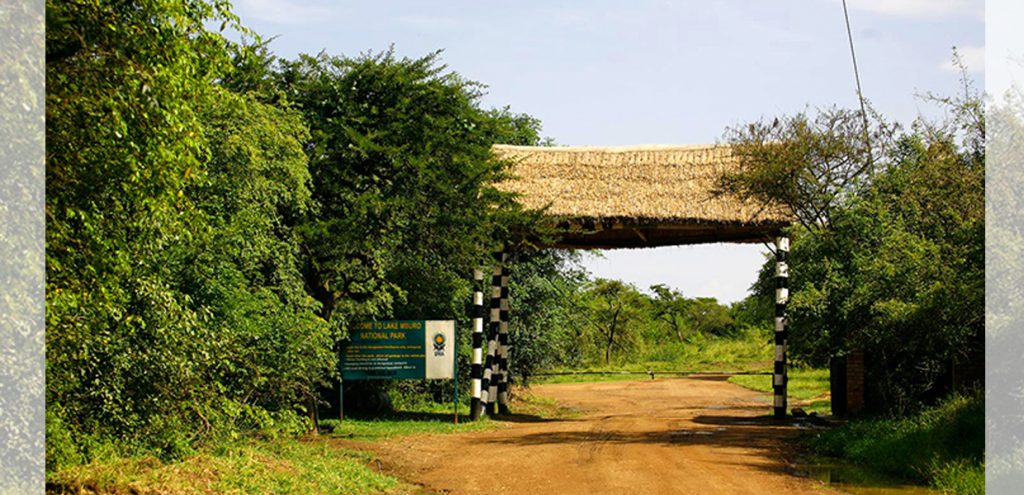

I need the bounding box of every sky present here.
[230,0,985,303]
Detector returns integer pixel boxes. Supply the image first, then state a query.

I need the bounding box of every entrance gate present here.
[470,144,795,420]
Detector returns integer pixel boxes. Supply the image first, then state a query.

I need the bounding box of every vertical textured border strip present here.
[987,3,1024,491]
[0,0,45,490]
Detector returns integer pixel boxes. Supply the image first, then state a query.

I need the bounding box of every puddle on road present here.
[790,458,941,495]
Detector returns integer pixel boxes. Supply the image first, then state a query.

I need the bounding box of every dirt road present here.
[349,377,836,495]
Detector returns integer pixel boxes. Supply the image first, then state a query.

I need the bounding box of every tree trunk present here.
[605,307,620,364]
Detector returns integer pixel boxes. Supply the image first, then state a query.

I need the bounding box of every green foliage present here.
[729,91,984,411]
[804,393,984,494]
[47,439,407,495]
[47,0,239,467]
[46,0,330,470]
[719,106,898,229]
[46,1,550,470]
[506,257,770,376]
[782,131,984,410]
[583,279,648,364]
[534,314,773,381]
[185,89,334,413]
[277,49,542,332]
[648,284,689,342]
[508,250,590,383]
[272,49,548,409]
[684,297,735,337]
[729,368,830,413]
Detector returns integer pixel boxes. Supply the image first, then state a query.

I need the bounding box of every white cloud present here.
[234,0,339,25]
[941,45,985,73]
[846,0,983,20]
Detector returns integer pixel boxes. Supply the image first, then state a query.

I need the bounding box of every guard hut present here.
[475,144,796,418]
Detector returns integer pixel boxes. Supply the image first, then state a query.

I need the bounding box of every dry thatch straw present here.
[492,144,793,228]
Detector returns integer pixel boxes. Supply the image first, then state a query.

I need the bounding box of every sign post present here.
[453,333,459,424]
[339,320,457,420]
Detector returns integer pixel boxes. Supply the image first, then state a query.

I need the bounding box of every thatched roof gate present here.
[493,144,793,248]
[471,144,795,420]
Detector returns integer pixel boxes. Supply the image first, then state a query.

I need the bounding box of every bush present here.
[805,393,983,494]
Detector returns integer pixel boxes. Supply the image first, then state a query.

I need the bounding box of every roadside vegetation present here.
[804,394,984,495]
[728,368,830,414]
[46,0,545,481]
[47,393,572,495]
[47,440,412,495]
[45,0,983,492]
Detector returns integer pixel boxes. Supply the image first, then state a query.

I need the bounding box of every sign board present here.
[340,320,455,380]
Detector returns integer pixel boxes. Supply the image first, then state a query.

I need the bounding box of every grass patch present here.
[633,330,773,371]
[311,398,501,441]
[728,367,831,414]
[532,371,656,385]
[534,331,774,385]
[47,437,414,495]
[509,389,584,419]
[803,393,984,495]
[319,412,491,441]
[48,401,499,494]
[728,368,828,400]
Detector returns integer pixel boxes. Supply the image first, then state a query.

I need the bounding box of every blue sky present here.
[231,0,984,303]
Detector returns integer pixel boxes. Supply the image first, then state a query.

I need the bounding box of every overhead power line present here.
[841,0,873,168]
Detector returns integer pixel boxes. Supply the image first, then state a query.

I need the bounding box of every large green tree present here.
[584,279,646,364]
[46,0,333,468]
[276,49,544,329]
[725,92,984,411]
[46,0,238,465]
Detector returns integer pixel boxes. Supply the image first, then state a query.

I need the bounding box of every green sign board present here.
[340,320,455,380]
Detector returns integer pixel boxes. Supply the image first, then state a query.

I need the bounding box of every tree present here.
[686,297,735,337]
[46,0,240,465]
[649,284,689,342]
[46,0,338,468]
[731,88,984,411]
[718,106,897,229]
[276,49,542,332]
[586,279,645,364]
[508,250,589,383]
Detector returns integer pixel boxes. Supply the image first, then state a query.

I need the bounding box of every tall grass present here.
[728,367,831,414]
[804,393,984,495]
[46,439,406,495]
[541,327,772,375]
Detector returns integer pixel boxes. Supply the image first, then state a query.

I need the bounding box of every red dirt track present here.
[348,377,838,495]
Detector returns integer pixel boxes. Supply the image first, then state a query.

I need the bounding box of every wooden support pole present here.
[774,234,790,419]
[497,258,511,415]
[470,269,485,421]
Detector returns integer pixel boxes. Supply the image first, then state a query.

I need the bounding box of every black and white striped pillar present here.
[774,234,790,419]
[484,260,504,415]
[470,268,485,421]
[497,260,511,415]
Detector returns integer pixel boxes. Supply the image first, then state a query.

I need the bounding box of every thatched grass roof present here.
[492,144,793,248]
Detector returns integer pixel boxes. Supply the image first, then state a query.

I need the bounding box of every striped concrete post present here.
[497,260,511,415]
[484,260,504,415]
[774,234,790,419]
[470,268,485,421]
